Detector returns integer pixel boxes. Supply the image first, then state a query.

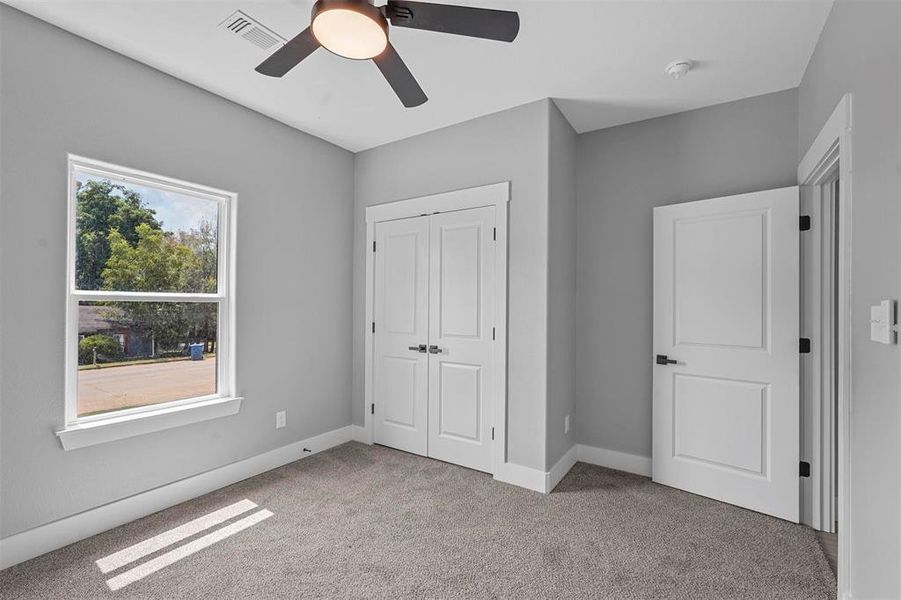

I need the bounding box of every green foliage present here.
[175,220,218,350]
[77,178,218,354]
[102,223,196,292]
[75,179,161,290]
[101,222,217,351]
[78,334,123,365]
[176,218,218,294]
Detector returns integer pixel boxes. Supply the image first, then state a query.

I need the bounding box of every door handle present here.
[408,344,427,353]
[655,354,677,365]
[428,345,443,354]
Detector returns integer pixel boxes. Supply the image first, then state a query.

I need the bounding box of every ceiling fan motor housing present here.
[312,0,387,24]
[311,0,389,59]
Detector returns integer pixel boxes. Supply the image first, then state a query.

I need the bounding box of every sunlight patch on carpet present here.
[96,499,258,573]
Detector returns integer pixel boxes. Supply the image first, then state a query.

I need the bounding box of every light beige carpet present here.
[0,442,835,599]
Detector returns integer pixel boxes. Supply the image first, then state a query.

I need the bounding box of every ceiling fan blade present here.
[373,43,428,108]
[384,0,519,42]
[255,27,320,77]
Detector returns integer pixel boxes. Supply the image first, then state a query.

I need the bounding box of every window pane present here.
[74,171,219,293]
[77,301,218,417]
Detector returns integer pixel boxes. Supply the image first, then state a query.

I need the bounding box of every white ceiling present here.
[7,0,832,151]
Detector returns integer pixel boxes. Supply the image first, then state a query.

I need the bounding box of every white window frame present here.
[57,155,240,450]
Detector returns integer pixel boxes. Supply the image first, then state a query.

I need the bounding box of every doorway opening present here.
[801,173,839,572]
[798,93,853,597]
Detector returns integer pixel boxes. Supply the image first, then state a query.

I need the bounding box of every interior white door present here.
[652,187,800,522]
[373,216,430,456]
[426,207,496,473]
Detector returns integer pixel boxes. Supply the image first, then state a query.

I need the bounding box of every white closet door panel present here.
[427,207,495,473]
[373,217,429,456]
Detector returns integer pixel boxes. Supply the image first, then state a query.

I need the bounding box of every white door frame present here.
[800,177,838,533]
[362,182,509,476]
[798,94,852,599]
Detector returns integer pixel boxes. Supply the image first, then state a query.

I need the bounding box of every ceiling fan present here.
[255,0,520,108]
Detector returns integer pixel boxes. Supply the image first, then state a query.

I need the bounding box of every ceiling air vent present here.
[219,10,286,51]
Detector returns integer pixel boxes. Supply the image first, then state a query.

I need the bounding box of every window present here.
[62,156,237,445]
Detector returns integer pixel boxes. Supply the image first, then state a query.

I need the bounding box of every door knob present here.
[408,344,427,353]
[428,345,443,354]
[655,354,677,365]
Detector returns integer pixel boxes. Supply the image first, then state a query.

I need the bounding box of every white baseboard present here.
[493,461,546,493]
[492,446,578,495]
[546,445,577,492]
[576,444,652,477]
[350,424,371,444]
[0,425,355,570]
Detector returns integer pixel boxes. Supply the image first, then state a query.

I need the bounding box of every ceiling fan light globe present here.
[312,7,388,60]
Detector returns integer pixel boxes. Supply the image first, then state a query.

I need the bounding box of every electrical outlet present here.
[275,410,286,429]
[564,414,570,434]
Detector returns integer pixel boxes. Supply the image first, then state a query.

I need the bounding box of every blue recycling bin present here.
[189,343,204,361]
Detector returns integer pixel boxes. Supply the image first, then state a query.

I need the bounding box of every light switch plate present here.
[870,300,896,344]
[275,410,286,429]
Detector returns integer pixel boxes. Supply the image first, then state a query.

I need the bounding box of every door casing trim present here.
[363,182,510,479]
[798,93,852,600]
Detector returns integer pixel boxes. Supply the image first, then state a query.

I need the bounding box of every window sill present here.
[56,396,243,451]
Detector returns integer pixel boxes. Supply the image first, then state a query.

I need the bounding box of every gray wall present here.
[575,89,799,457]
[798,2,901,596]
[0,6,354,537]
[353,100,551,471]
[545,101,578,467]
[4,12,897,595]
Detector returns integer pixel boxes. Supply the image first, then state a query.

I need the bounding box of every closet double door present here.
[373,206,496,473]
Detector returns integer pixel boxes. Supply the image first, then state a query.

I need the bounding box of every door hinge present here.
[372,322,375,333]
[799,215,811,231]
[373,240,376,252]
[799,461,811,477]
[800,338,811,353]
[371,403,375,415]
[491,426,495,441]
[492,327,496,340]
[493,227,496,241]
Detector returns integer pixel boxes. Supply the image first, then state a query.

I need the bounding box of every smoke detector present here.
[664,60,693,79]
